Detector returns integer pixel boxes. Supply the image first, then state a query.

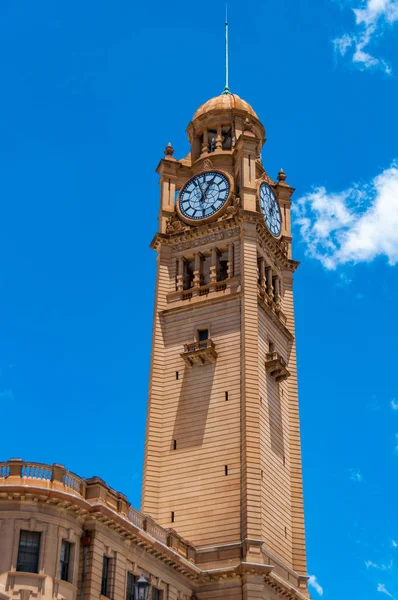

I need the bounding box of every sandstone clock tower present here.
[142,91,309,598]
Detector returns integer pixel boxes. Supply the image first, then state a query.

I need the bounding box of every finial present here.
[222,6,231,95]
[277,168,287,182]
[164,142,174,157]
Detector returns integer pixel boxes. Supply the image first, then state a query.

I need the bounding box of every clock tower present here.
[142,91,309,598]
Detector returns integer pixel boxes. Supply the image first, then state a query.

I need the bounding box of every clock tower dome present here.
[142,90,309,598]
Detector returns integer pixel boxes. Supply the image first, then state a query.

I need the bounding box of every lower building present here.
[0,460,308,600]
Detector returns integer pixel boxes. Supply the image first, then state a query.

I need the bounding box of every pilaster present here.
[141,244,172,518]
[282,272,307,576]
[240,220,263,560]
[234,134,259,213]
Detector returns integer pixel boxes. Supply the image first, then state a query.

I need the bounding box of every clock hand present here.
[195,178,206,202]
[203,175,217,199]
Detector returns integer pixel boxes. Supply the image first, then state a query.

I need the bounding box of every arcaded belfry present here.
[0,94,309,600]
[142,86,308,596]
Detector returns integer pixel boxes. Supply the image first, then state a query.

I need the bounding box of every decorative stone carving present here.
[279,238,290,256]
[221,196,240,220]
[173,227,240,251]
[166,213,186,234]
[243,117,253,132]
[202,158,214,170]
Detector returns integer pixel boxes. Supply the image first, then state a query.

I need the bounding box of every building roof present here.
[192,93,259,121]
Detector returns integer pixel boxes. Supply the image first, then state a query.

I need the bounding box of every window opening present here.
[59,540,72,582]
[101,556,110,597]
[173,440,177,450]
[225,465,229,476]
[218,251,229,281]
[198,329,209,342]
[171,511,175,523]
[225,391,229,401]
[17,530,41,574]
[126,573,136,600]
[176,371,179,380]
[222,126,232,150]
[183,259,194,290]
[208,129,217,152]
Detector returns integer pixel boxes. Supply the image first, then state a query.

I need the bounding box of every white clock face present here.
[178,172,230,221]
[259,183,282,237]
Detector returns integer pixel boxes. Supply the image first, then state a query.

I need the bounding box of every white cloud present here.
[392,540,398,548]
[295,162,398,269]
[350,469,363,482]
[391,399,398,410]
[308,575,324,596]
[366,560,393,570]
[395,434,398,453]
[333,0,398,73]
[377,583,393,597]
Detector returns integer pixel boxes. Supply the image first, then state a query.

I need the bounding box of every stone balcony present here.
[180,339,218,367]
[265,352,290,382]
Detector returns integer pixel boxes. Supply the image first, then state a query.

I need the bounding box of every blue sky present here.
[0,0,397,598]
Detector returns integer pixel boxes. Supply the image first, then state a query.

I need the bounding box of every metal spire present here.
[222,5,231,95]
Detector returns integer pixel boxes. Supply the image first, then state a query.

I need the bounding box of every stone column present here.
[215,124,222,151]
[210,247,219,284]
[227,243,234,278]
[266,268,273,301]
[201,130,208,156]
[274,277,280,303]
[259,257,266,291]
[176,258,183,292]
[193,253,203,288]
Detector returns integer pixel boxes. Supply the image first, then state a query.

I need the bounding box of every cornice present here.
[0,485,200,582]
[161,291,241,317]
[150,218,241,252]
[151,209,299,275]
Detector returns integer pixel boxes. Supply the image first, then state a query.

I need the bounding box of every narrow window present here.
[225,391,229,401]
[208,129,217,152]
[176,371,179,380]
[171,511,175,523]
[225,465,228,476]
[283,456,286,466]
[17,530,41,573]
[261,470,264,479]
[101,556,110,597]
[269,340,275,353]
[59,540,72,582]
[126,573,136,600]
[152,589,161,600]
[198,329,209,342]
[222,126,232,150]
[173,439,177,450]
[285,527,288,538]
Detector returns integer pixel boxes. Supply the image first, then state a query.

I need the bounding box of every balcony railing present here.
[181,338,218,367]
[265,352,290,382]
[0,458,197,563]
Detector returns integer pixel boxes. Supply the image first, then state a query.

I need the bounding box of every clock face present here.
[178,171,230,221]
[259,183,282,237]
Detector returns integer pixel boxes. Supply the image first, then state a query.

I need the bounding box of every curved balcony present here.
[0,458,196,563]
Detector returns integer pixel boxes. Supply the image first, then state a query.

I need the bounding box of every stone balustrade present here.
[0,458,196,564]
